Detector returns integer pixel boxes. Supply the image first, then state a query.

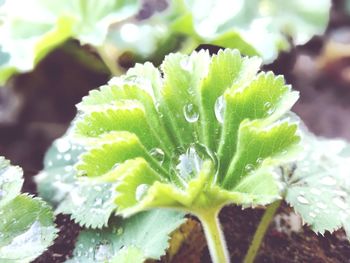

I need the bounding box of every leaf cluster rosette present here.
[73,49,301,218]
[0,156,57,263]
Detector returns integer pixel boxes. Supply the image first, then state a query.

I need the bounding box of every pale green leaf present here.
[0,156,23,206]
[0,195,57,263]
[0,0,139,84]
[56,182,117,229]
[67,209,185,263]
[286,132,350,238]
[35,135,117,228]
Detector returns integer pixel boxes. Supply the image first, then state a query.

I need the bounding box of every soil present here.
[1,1,350,262]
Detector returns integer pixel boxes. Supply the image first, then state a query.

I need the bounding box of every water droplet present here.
[56,139,70,153]
[180,57,193,71]
[316,202,327,209]
[1,221,41,252]
[170,143,218,184]
[309,212,316,218]
[94,241,113,261]
[297,195,309,205]
[264,102,274,115]
[320,176,336,186]
[135,184,149,201]
[214,95,226,124]
[150,148,165,164]
[183,104,199,123]
[245,164,255,173]
[256,158,263,165]
[111,163,120,170]
[63,154,71,161]
[332,197,347,210]
[93,198,103,207]
[70,191,86,206]
[310,188,321,195]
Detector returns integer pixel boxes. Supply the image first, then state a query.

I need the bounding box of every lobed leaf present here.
[0,0,139,84]
[285,132,350,238]
[73,49,301,215]
[67,209,185,263]
[0,157,57,263]
[35,135,117,228]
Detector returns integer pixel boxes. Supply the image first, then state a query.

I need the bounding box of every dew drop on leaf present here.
[310,188,321,195]
[94,241,113,261]
[150,148,165,164]
[112,163,120,170]
[332,197,347,210]
[180,57,193,71]
[309,212,316,218]
[297,195,309,205]
[256,158,263,165]
[264,102,275,115]
[320,176,337,186]
[63,153,71,161]
[135,184,150,201]
[214,95,226,124]
[56,139,71,153]
[171,143,218,183]
[316,202,327,209]
[244,164,255,173]
[183,104,199,123]
[1,221,41,252]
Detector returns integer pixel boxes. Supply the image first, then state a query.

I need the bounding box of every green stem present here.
[96,46,122,76]
[243,200,282,263]
[197,208,230,263]
[179,38,200,54]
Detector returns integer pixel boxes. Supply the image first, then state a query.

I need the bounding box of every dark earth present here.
[1,0,350,262]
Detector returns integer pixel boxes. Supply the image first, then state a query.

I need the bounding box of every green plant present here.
[0,0,331,84]
[35,48,350,262]
[69,49,301,262]
[35,132,186,262]
[0,156,57,263]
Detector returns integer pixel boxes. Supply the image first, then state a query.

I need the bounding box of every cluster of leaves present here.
[37,49,301,262]
[113,0,331,62]
[35,132,185,262]
[0,0,140,84]
[0,0,331,84]
[0,156,57,263]
[35,49,350,262]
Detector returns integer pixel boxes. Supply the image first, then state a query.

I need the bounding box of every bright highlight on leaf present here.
[74,49,301,216]
[285,132,350,238]
[0,0,139,84]
[67,210,185,263]
[0,157,57,263]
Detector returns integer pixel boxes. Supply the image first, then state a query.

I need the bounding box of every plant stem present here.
[197,208,230,263]
[243,200,282,263]
[96,46,122,76]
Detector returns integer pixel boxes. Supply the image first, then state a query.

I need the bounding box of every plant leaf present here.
[285,132,350,238]
[35,135,117,228]
[73,49,301,215]
[0,0,139,84]
[67,209,185,263]
[0,156,23,206]
[0,194,57,263]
